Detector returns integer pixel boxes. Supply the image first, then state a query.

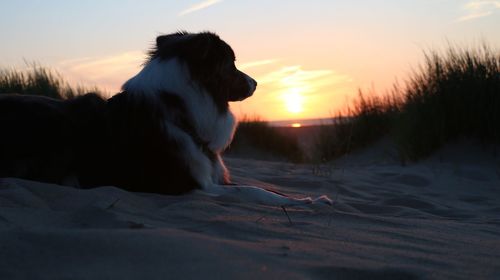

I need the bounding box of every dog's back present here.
[0,93,107,184]
[0,92,200,193]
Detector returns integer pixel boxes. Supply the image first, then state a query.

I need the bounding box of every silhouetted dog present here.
[0,32,331,206]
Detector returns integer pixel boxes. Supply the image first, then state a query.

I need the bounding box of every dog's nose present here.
[249,78,257,90]
[245,75,257,92]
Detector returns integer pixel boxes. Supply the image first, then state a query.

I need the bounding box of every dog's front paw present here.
[292,197,313,205]
[313,195,333,206]
[286,195,333,206]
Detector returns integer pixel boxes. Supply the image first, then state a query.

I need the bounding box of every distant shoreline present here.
[268,117,336,127]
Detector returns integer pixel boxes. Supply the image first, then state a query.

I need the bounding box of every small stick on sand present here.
[281,206,293,225]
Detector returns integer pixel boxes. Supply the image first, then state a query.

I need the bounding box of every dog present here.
[0,31,331,206]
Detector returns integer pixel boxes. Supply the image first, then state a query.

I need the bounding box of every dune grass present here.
[394,44,500,160]
[312,90,401,162]
[228,116,304,162]
[0,64,102,99]
[314,43,500,162]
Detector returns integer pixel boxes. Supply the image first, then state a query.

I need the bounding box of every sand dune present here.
[1,144,499,279]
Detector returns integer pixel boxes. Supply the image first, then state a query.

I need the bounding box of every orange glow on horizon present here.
[291,123,302,128]
[230,60,355,121]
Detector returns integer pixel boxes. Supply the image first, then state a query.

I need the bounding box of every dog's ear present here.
[152,32,192,59]
[156,32,188,48]
[156,35,169,48]
[191,33,217,60]
[182,32,227,62]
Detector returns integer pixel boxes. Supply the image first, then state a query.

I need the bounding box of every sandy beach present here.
[1,140,499,279]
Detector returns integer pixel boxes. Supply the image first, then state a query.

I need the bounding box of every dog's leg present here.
[212,154,231,184]
[204,184,332,207]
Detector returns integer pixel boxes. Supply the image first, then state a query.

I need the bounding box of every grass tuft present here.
[394,44,500,160]
[0,63,103,99]
[228,116,304,162]
[312,90,401,162]
[313,43,500,162]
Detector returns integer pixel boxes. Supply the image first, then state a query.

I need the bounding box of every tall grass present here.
[312,90,401,162]
[395,44,500,160]
[228,116,304,162]
[314,43,500,162]
[0,64,102,99]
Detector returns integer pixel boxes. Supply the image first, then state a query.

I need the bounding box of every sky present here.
[1,0,499,121]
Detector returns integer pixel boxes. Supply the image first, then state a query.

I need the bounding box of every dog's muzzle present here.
[246,75,258,93]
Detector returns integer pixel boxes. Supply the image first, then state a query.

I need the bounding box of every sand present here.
[1,142,499,279]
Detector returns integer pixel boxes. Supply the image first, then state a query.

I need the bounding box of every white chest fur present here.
[122,58,237,152]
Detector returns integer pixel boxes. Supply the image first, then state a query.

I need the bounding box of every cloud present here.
[178,0,222,17]
[457,10,493,21]
[464,0,500,9]
[256,65,352,98]
[58,51,144,93]
[237,59,278,70]
[457,0,500,22]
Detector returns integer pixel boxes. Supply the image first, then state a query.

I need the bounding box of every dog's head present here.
[149,31,257,107]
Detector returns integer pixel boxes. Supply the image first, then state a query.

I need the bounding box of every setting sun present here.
[283,88,304,114]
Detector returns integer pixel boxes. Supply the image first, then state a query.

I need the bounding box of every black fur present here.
[103,91,199,194]
[0,93,106,184]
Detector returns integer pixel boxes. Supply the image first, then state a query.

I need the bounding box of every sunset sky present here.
[1,0,499,121]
